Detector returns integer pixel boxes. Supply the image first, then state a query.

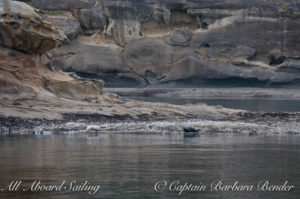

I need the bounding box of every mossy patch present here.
[44,10,65,15]
[279,3,290,13]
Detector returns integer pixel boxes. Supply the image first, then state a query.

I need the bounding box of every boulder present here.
[0,0,64,54]
[104,19,142,46]
[123,38,173,78]
[169,27,193,47]
[151,5,171,24]
[44,12,80,41]
[51,41,128,74]
[77,8,107,32]
[51,41,146,87]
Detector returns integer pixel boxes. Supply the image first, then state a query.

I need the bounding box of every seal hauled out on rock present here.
[183,126,200,137]
[183,126,200,133]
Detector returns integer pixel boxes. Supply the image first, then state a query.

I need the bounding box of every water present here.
[0,134,299,199]
[104,87,300,112]
[130,96,300,112]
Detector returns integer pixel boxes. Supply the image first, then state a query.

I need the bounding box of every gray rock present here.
[44,14,80,41]
[51,42,128,74]
[26,0,300,51]
[169,28,193,47]
[123,36,300,85]
[276,58,300,73]
[78,8,107,32]
[22,0,300,85]
[229,45,257,59]
[151,5,171,24]
[30,0,98,10]
[108,19,142,46]
[51,41,146,87]
[123,38,173,79]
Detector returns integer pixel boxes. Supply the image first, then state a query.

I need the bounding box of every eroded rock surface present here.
[44,12,80,41]
[0,0,104,102]
[50,40,146,87]
[21,0,300,86]
[0,0,65,54]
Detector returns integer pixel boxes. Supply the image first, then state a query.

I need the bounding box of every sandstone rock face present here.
[0,0,65,54]
[45,78,104,100]
[0,47,104,101]
[123,37,300,85]
[24,0,300,86]
[123,38,173,78]
[0,1,104,101]
[51,40,146,87]
[51,41,127,74]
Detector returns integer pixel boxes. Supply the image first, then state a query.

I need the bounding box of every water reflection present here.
[0,134,299,199]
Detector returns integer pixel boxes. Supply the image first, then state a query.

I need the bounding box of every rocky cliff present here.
[13,0,300,86]
[0,0,104,103]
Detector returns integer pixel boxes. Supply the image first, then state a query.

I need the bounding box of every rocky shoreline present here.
[1,101,300,136]
[1,1,300,137]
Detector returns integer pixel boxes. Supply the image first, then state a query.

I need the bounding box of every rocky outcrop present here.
[23,0,300,86]
[50,40,146,87]
[123,38,173,78]
[77,8,107,33]
[0,0,65,54]
[0,0,104,102]
[123,37,299,84]
[44,12,80,41]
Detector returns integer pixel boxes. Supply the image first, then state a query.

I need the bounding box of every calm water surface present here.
[130,97,300,112]
[0,134,299,199]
